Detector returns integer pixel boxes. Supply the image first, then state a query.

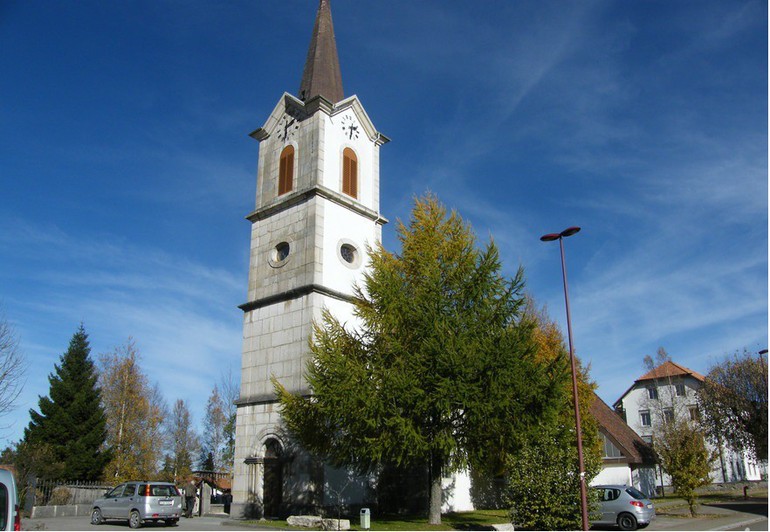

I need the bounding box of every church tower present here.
[231,0,388,518]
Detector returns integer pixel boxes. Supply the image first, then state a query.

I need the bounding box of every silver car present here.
[91,481,182,528]
[592,485,655,531]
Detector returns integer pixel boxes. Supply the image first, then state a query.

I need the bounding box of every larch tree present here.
[23,325,109,480]
[99,339,166,482]
[275,194,564,524]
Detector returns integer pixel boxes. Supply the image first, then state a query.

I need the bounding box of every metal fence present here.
[30,479,113,507]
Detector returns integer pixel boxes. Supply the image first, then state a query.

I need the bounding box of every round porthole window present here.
[340,244,356,264]
[269,241,291,267]
[337,239,361,269]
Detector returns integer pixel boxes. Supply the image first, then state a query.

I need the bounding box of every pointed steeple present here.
[298,0,344,104]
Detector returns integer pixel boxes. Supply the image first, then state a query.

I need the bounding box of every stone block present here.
[285,515,350,531]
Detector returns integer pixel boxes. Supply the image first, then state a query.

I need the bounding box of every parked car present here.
[0,469,20,531]
[91,481,182,528]
[592,484,655,531]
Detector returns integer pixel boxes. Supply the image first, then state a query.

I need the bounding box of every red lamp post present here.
[540,226,589,531]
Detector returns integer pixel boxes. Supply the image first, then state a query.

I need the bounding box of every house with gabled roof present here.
[613,360,764,491]
[589,393,656,496]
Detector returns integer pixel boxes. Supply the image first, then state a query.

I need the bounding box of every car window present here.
[0,483,8,530]
[598,488,620,502]
[107,484,125,498]
[626,487,647,500]
[123,484,137,497]
[148,484,178,497]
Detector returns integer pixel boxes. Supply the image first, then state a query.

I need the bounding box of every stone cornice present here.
[245,184,388,226]
[239,283,356,313]
[235,390,312,408]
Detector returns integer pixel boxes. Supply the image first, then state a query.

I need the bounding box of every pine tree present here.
[23,325,109,480]
[276,194,565,524]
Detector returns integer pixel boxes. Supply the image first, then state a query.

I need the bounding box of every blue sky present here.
[1,0,767,448]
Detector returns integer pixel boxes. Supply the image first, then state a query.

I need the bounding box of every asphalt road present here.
[645,499,768,532]
[23,515,251,531]
[23,499,768,531]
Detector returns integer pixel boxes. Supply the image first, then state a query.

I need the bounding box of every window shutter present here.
[279,146,294,195]
[343,148,358,199]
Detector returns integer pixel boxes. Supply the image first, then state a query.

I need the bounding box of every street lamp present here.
[540,226,589,531]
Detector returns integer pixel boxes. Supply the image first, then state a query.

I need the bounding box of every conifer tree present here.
[276,194,564,524]
[24,325,109,480]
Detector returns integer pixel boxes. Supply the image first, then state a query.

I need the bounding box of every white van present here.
[0,469,19,531]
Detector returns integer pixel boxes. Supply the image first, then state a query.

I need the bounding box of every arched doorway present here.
[263,438,284,517]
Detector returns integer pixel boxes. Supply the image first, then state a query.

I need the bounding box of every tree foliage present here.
[99,339,167,482]
[219,370,239,473]
[504,299,602,529]
[201,385,227,471]
[23,325,109,479]
[275,194,564,524]
[654,416,714,516]
[698,349,768,461]
[506,424,600,530]
[160,399,199,482]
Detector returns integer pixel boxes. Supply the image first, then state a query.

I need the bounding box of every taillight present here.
[145,484,151,496]
[13,504,20,531]
[630,500,644,508]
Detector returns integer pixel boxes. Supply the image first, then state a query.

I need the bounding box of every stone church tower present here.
[231,0,389,518]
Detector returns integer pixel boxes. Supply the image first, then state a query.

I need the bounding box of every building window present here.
[279,145,294,196]
[337,239,362,269]
[647,386,658,400]
[675,383,686,397]
[640,410,651,427]
[689,406,700,422]
[342,147,358,198]
[601,432,624,458]
[663,408,674,423]
[269,241,291,268]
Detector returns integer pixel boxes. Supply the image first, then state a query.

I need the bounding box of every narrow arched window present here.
[278,145,294,196]
[342,148,358,199]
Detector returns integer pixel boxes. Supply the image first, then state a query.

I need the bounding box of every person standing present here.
[184,479,197,518]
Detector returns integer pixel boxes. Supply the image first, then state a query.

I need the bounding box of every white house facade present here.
[613,360,765,492]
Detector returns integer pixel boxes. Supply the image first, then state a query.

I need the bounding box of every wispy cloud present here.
[0,216,243,445]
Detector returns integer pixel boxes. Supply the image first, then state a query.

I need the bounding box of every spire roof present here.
[298,0,344,104]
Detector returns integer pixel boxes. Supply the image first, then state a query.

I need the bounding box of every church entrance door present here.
[263,438,284,517]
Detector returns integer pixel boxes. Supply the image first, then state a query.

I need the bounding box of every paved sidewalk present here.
[647,497,767,531]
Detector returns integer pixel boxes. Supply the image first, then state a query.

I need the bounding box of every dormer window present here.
[279,145,295,196]
[342,147,358,199]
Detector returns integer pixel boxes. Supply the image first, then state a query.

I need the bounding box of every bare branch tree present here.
[0,310,26,428]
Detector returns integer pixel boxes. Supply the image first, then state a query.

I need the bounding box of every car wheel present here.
[90,508,104,525]
[129,510,143,529]
[617,512,638,531]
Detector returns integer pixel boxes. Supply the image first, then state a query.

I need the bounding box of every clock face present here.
[277,115,298,141]
[340,115,360,140]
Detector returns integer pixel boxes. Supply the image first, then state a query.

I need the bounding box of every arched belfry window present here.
[342,147,358,199]
[278,145,294,196]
